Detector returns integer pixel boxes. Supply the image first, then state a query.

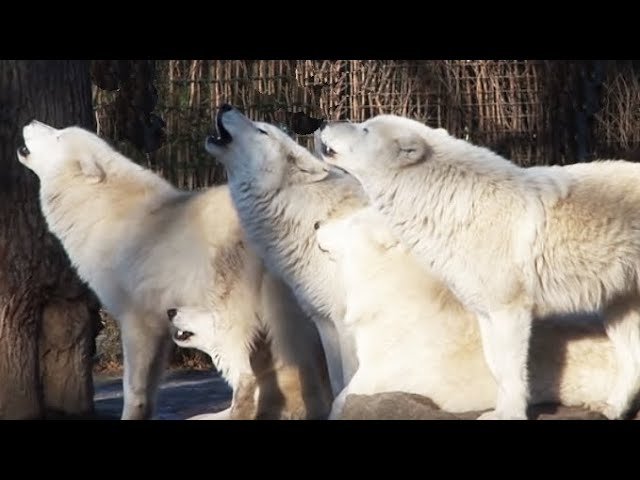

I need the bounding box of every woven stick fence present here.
[94,60,640,190]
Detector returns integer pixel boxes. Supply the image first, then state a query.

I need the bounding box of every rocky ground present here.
[340,393,614,420]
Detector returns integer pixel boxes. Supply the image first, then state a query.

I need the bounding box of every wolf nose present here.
[167,308,177,321]
[219,104,234,113]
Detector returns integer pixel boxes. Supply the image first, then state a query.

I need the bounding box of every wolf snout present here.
[22,119,57,143]
[320,141,336,158]
[167,308,177,321]
[23,117,37,129]
[24,119,53,130]
[208,104,235,148]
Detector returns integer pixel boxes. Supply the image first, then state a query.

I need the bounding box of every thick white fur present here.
[170,305,332,420]
[204,108,368,396]
[317,207,625,419]
[17,120,332,420]
[319,115,640,419]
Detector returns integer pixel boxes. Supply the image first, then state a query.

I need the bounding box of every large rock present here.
[339,392,615,420]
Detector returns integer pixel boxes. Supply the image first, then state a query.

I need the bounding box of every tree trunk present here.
[0,60,102,419]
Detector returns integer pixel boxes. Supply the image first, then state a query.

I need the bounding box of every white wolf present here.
[168,306,331,419]
[17,120,332,420]
[318,115,640,420]
[204,105,368,396]
[316,207,626,419]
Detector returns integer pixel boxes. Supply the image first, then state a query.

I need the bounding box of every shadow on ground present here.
[92,370,639,420]
[93,369,232,420]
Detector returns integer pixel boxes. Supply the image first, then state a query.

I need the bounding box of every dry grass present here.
[92,310,212,374]
[592,61,640,158]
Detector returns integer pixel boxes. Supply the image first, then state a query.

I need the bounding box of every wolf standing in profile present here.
[16,120,332,420]
[318,114,640,420]
[315,207,627,419]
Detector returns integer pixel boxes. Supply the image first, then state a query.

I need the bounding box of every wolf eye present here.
[257,128,269,135]
[363,127,369,133]
[313,221,321,230]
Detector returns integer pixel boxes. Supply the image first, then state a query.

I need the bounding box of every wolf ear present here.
[288,152,331,184]
[78,155,105,184]
[393,135,433,168]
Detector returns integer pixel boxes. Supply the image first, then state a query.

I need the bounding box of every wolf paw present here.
[187,408,232,420]
[601,403,626,420]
